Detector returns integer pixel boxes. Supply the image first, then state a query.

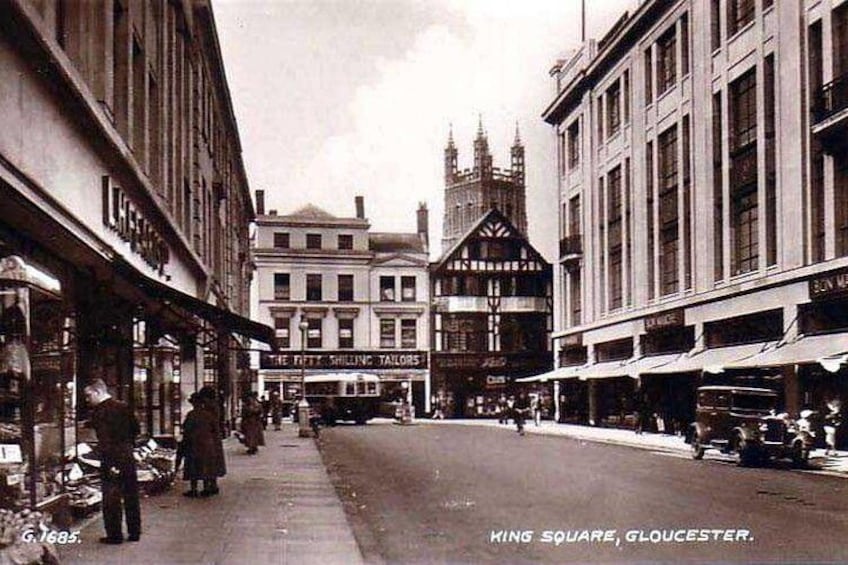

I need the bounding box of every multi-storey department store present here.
[253,195,431,415]
[0,0,271,517]
[543,0,848,437]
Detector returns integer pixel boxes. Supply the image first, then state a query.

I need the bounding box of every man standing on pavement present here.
[84,378,141,544]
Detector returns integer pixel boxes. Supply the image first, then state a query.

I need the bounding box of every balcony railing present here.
[813,72,848,124]
[559,234,583,258]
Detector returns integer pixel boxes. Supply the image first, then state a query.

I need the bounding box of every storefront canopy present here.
[624,353,688,376]
[645,341,780,375]
[740,333,848,372]
[516,365,586,382]
[577,359,633,380]
[114,258,274,344]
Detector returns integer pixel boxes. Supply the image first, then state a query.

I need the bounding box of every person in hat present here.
[240,391,265,455]
[181,391,226,497]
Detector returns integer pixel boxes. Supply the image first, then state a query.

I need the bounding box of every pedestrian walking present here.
[84,378,141,545]
[270,390,283,431]
[181,392,226,497]
[514,392,530,435]
[260,394,270,430]
[497,394,508,424]
[532,394,542,427]
[241,391,265,455]
[824,398,842,456]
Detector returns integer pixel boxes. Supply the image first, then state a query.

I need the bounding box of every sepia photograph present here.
[0,0,847,563]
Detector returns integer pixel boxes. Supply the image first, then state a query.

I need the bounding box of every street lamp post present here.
[297,319,311,438]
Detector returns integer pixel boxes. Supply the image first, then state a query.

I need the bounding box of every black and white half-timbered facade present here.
[430,209,553,418]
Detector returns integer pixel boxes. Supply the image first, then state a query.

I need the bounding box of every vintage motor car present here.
[687,385,815,467]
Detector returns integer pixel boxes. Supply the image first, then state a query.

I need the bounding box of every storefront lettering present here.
[810,268,848,300]
[562,333,583,347]
[644,309,684,332]
[433,353,551,371]
[102,176,170,274]
[260,351,427,370]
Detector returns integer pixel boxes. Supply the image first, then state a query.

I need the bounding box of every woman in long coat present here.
[181,393,226,496]
[241,392,265,455]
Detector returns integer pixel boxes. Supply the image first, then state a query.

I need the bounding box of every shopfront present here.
[259,349,429,416]
[430,351,551,418]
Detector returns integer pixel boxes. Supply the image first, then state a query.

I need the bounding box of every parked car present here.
[687,385,815,467]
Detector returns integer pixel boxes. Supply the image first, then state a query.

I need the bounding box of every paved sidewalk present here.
[62,425,363,565]
[422,417,848,476]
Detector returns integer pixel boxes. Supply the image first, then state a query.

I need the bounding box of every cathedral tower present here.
[441,119,528,252]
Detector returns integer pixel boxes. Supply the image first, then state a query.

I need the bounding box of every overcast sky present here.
[213,0,638,260]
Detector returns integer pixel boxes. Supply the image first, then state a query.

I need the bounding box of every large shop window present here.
[0,256,73,512]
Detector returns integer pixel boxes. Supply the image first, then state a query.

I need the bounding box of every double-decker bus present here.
[304,373,381,425]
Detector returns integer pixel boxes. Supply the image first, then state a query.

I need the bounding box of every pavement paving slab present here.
[60,425,365,565]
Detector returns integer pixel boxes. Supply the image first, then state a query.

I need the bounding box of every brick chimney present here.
[355,195,365,219]
[255,190,265,215]
[417,202,429,250]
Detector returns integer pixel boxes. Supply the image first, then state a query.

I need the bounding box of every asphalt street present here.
[317,420,848,565]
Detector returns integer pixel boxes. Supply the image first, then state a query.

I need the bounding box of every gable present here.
[434,209,549,274]
[371,253,428,267]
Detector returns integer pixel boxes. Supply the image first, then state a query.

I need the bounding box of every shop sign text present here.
[102,176,170,274]
[261,350,427,370]
[809,267,848,300]
[644,309,684,332]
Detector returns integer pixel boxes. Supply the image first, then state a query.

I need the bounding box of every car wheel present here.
[735,436,757,467]
[791,441,810,468]
[691,437,705,460]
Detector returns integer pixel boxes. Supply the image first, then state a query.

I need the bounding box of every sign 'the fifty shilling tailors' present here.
[261,351,428,370]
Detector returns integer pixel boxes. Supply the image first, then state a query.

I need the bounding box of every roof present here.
[696,386,777,394]
[284,204,338,220]
[369,232,426,254]
[305,373,380,383]
[433,208,548,271]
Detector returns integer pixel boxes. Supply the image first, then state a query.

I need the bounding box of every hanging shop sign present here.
[809,266,848,301]
[644,308,684,332]
[102,176,170,274]
[260,350,428,370]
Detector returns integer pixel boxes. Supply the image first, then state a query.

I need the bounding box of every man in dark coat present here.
[84,378,141,544]
[241,392,265,454]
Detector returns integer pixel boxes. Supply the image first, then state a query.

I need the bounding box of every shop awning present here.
[114,258,274,344]
[578,359,633,380]
[742,333,848,372]
[645,341,779,375]
[516,365,585,382]
[624,353,688,376]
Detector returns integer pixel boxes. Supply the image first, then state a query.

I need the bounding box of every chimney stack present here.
[417,202,429,249]
[355,195,365,219]
[255,190,265,215]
